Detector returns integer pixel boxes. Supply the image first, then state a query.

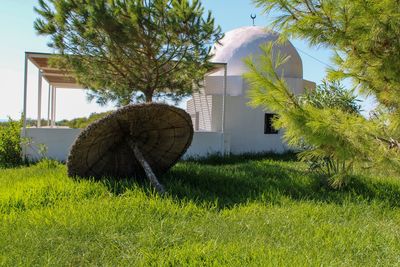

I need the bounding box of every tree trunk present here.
[144,91,153,103]
[128,140,165,194]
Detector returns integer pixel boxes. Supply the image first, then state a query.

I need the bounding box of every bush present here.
[0,119,23,168]
[299,80,361,114]
[57,111,111,129]
[297,80,361,187]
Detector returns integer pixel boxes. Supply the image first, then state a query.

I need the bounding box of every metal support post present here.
[221,64,227,155]
[47,85,51,126]
[22,53,29,159]
[37,70,42,127]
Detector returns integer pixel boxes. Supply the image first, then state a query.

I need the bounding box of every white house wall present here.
[211,96,223,132]
[204,75,312,97]
[283,78,316,95]
[212,95,287,154]
[204,75,244,96]
[24,128,82,162]
[303,79,316,91]
[186,76,312,155]
[187,91,213,131]
[183,132,224,159]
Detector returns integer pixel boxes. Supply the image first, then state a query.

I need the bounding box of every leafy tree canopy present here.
[34,0,222,105]
[300,80,361,115]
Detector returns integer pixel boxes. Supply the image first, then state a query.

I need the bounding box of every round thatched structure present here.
[67,103,193,180]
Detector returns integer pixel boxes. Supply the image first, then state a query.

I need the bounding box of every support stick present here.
[128,140,165,194]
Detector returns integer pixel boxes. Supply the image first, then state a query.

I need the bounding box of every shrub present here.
[0,118,23,168]
[297,80,361,187]
[57,111,112,129]
[299,80,361,114]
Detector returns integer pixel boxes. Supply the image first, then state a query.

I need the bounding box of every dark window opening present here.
[264,113,279,134]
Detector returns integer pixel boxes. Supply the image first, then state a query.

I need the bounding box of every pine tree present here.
[244,43,400,187]
[246,0,400,179]
[253,0,400,109]
[34,0,222,105]
[251,0,400,143]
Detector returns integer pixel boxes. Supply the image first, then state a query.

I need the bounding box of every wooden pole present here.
[128,140,165,194]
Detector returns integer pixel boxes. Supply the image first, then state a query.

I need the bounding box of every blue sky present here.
[0,0,367,120]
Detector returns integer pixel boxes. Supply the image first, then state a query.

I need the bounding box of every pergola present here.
[22,51,228,152]
[22,52,83,132]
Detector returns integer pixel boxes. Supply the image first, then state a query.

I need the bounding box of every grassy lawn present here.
[1,154,400,266]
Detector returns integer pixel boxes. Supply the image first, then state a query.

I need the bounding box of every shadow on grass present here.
[92,153,400,209]
[183,152,298,166]
[162,154,400,209]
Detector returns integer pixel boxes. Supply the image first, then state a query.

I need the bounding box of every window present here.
[264,113,279,134]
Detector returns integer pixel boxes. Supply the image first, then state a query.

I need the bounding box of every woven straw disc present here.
[67,103,193,179]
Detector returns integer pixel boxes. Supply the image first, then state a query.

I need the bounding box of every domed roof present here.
[211,26,303,78]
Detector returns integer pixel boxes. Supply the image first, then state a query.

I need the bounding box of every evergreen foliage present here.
[299,80,362,185]
[245,0,400,184]
[253,0,400,110]
[34,0,222,105]
[244,44,399,187]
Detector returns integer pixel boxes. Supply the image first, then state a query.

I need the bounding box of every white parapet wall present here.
[24,127,82,162]
[23,128,228,162]
[183,131,227,159]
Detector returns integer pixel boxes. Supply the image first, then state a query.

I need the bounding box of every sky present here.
[0,0,373,121]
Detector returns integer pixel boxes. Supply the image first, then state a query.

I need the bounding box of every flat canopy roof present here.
[26,52,227,90]
[27,52,83,89]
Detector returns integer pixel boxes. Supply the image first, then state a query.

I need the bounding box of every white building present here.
[184,26,315,158]
[22,26,314,161]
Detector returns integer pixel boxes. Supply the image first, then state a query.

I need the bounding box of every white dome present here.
[211,26,303,78]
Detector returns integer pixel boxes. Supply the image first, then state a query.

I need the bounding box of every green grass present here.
[1,154,400,266]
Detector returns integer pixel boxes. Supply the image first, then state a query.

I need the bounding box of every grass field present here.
[1,154,400,266]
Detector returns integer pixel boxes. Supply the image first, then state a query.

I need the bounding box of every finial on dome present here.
[250,14,257,26]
